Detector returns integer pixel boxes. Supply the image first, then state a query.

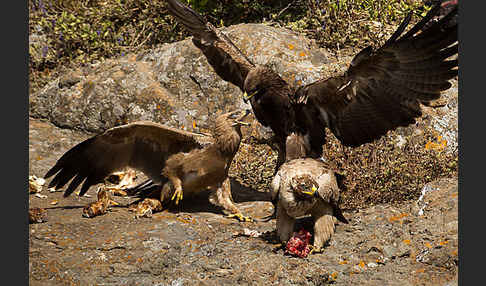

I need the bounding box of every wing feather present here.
[45,121,209,197]
[167,0,254,90]
[295,2,457,147]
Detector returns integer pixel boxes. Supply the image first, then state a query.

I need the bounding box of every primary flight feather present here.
[166,0,458,165]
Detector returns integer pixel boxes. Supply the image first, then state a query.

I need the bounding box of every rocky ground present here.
[29,118,457,286]
[29,23,458,285]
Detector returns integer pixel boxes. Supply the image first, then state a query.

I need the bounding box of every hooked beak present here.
[301,186,318,196]
[231,109,251,126]
[242,91,258,103]
[108,199,120,206]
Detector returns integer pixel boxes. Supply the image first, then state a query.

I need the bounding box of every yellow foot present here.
[171,188,183,205]
[309,245,324,255]
[226,213,253,222]
[107,199,119,207]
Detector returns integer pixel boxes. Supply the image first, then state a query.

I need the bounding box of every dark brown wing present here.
[294,4,458,147]
[44,121,210,197]
[166,0,254,90]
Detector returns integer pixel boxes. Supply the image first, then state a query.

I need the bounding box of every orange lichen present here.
[388,212,409,223]
[403,239,411,245]
[299,51,306,57]
[438,240,449,246]
[339,260,348,265]
[288,43,294,50]
[425,134,448,152]
[193,120,197,129]
[424,242,432,249]
[358,261,365,268]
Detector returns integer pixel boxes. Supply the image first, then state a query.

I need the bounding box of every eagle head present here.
[214,109,251,154]
[215,109,251,130]
[290,174,319,199]
[243,66,280,103]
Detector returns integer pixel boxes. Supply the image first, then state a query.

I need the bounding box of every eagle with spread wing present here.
[45,120,211,197]
[44,110,253,221]
[271,158,348,252]
[166,0,458,165]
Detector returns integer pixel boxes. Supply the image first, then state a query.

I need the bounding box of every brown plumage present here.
[157,109,252,221]
[82,188,119,218]
[45,110,251,220]
[271,159,348,252]
[166,0,458,164]
[45,120,213,197]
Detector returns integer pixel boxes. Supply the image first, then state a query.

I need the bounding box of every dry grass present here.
[29,0,428,93]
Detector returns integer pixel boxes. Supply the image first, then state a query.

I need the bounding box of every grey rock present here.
[383,245,399,259]
[30,24,330,134]
[29,20,458,286]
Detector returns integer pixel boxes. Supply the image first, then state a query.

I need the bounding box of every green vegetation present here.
[29,0,428,93]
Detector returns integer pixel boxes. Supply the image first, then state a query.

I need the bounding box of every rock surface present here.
[29,24,330,134]
[29,23,458,285]
[29,118,458,285]
[29,23,458,209]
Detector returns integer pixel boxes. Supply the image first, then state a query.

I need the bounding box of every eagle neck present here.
[213,119,242,157]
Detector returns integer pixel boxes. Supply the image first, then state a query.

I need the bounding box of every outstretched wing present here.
[294,3,458,147]
[45,121,210,197]
[166,0,254,90]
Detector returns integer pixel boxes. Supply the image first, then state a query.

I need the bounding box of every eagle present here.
[271,158,348,252]
[166,0,458,165]
[44,109,253,221]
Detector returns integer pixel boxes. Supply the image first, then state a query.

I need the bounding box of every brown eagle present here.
[271,158,348,252]
[44,110,252,221]
[166,0,458,165]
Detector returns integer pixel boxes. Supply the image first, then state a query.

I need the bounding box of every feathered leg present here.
[310,202,336,253]
[164,171,183,205]
[276,201,296,243]
[275,141,287,172]
[209,178,252,222]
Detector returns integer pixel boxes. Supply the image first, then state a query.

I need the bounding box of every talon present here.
[309,245,323,255]
[171,189,183,205]
[107,199,119,207]
[226,213,253,222]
